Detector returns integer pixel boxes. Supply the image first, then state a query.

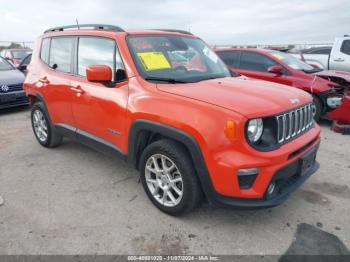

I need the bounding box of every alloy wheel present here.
[144,154,183,207]
[32,109,48,142]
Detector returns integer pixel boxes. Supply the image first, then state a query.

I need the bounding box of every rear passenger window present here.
[240,52,277,72]
[78,37,116,77]
[217,51,239,68]
[309,48,331,55]
[40,38,50,64]
[49,37,75,73]
[340,40,350,55]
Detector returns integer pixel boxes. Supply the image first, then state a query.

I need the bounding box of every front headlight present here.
[247,118,263,143]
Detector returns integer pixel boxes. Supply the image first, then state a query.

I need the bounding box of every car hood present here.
[0,69,25,85]
[314,70,350,85]
[156,76,312,118]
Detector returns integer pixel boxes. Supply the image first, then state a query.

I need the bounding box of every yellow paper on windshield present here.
[137,52,171,71]
[272,54,284,60]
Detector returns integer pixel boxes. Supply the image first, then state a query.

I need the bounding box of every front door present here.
[70,36,129,152]
[236,51,293,87]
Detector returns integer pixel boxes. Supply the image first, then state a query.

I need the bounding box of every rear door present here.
[237,51,293,86]
[330,39,350,71]
[216,50,240,74]
[70,36,129,152]
[37,37,76,127]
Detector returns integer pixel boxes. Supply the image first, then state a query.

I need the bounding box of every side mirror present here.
[268,65,283,74]
[86,65,112,82]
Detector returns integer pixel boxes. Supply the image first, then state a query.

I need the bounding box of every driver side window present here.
[239,52,277,72]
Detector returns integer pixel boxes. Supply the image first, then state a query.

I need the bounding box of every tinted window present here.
[217,51,239,67]
[340,40,350,55]
[308,48,331,55]
[40,38,50,64]
[49,37,74,73]
[240,52,277,72]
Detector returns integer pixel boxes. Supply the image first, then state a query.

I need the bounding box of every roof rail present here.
[44,24,125,33]
[153,29,193,35]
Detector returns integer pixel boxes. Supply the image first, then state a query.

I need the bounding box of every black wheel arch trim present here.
[127,119,218,203]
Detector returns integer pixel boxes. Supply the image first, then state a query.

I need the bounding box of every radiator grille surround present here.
[276,103,314,144]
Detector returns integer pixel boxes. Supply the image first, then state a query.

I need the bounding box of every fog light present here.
[267,182,276,195]
[237,168,259,189]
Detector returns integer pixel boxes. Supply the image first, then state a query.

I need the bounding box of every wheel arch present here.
[127,119,214,199]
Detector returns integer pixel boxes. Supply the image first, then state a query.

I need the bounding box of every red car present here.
[215,48,346,121]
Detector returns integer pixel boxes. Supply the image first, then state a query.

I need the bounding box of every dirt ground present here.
[0,106,349,256]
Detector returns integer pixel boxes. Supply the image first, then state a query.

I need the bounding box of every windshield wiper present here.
[145,77,188,84]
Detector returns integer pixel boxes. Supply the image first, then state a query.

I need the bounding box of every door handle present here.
[39,77,50,84]
[334,58,345,62]
[70,85,85,94]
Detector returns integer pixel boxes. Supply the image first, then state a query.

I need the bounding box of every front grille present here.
[8,84,24,92]
[276,103,313,144]
[0,84,23,93]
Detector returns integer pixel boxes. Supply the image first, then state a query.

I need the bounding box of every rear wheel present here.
[139,139,203,215]
[312,95,323,122]
[31,102,62,148]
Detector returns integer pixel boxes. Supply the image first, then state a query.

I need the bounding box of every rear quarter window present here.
[40,38,50,64]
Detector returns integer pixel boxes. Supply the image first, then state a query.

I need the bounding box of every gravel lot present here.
[0,106,349,256]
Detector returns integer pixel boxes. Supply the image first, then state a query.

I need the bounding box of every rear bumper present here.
[0,91,29,109]
[206,145,320,209]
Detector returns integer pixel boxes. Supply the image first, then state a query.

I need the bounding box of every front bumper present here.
[206,144,320,209]
[0,91,29,109]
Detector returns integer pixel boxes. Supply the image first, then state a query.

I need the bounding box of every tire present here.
[139,139,203,215]
[312,95,323,122]
[31,102,62,148]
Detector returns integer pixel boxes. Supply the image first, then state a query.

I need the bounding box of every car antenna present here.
[76,19,80,30]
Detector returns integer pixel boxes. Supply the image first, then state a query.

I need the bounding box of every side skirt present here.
[55,124,126,160]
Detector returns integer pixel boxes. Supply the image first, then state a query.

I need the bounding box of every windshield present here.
[267,50,315,72]
[127,35,231,83]
[0,57,14,70]
[12,50,31,60]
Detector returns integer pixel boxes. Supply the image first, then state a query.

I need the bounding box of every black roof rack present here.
[44,24,125,33]
[153,29,193,35]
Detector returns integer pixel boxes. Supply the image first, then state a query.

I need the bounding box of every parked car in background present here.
[0,56,29,109]
[215,48,347,121]
[24,24,320,215]
[288,36,350,72]
[0,48,32,67]
[17,54,32,75]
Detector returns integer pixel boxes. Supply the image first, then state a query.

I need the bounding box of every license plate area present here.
[299,147,317,176]
[0,93,23,103]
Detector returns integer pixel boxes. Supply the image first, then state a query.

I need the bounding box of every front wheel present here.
[139,140,203,215]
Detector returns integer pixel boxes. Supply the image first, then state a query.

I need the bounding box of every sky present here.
[0,0,349,45]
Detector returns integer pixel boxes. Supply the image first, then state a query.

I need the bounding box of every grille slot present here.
[8,84,24,92]
[276,104,313,144]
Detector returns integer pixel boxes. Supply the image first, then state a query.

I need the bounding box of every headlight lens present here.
[247,118,263,143]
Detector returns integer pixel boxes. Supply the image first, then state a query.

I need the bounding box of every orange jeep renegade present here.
[24,24,320,215]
